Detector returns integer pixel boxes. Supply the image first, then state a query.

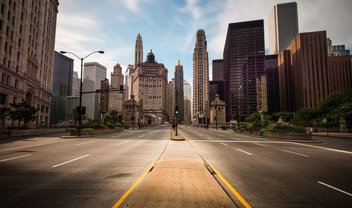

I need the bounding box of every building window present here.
[15,79,19,88]
[0,93,6,105]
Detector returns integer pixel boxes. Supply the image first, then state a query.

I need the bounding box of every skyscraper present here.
[109,63,124,113]
[268,2,299,54]
[0,0,59,128]
[278,31,329,111]
[82,62,107,120]
[174,60,184,121]
[135,33,143,66]
[50,51,74,125]
[223,20,265,121]
[212,59,224,81]
[193,29,209,125]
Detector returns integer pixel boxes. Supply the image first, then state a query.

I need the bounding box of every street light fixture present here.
[60,50,104,136]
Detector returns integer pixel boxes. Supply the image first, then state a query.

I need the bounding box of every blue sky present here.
[55,0,352,84]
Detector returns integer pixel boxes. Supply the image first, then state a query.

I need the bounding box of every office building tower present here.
[174,60,184,121]
[0,0,59,128]
[193,29,209,125]
[331,45,350,56]
[212,59,224,81]
[135,33,143,66]
[184,80,192,119]
[166,80,174,120]
[184,97,191,124]
[82,62,107,120]
[125,64,135,101]
[50,51,73,125]
[72,71,80,97]
[132,50,168,125]
[268,2,299,54]
[265,55,280,113]
[209,80,225,104]
[278,31,329,111]
[327,56,352,93]
[109,63,124,113]
[223,20,265,121]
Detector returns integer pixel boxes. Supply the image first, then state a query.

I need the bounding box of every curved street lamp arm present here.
[59,51,81,60]
[83,50,104,60]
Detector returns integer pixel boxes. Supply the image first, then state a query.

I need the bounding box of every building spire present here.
[135,33,143,66]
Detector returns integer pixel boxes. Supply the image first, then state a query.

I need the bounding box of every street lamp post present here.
[60,50,104,136]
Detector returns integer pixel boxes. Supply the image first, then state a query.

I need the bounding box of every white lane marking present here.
[191,140,287,143]
[318,181,352,197]
[117,141,130,146]
[207,137,213,140]
[236,148,252,155]
[292,142,352,155]
[253,142,266,147]
[282,149,309,157]
[0,154,31,163]
[52,154,90,168]
[220,142,228,146]
[232,137,241,140]
[75,141,95,146]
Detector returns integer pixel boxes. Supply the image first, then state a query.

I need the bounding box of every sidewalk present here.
[0,128,68,138]
[120,130,234,208]
[312,132,352,139]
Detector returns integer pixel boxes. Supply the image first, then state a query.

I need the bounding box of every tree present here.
[7,100,39,128]
[104,110,122,128]
[318,91,352,128]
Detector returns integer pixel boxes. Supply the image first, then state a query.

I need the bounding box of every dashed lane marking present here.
[318,181,352,197]
[281,149,309,157]
[236,148,252,155]
[75,141,95,146]
[220,142,228,146]
[52,154,90,168]
[0,154,32,163]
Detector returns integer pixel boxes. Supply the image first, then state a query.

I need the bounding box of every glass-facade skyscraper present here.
[223,20,265,121]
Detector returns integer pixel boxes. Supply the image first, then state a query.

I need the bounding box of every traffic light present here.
[82,106,86,115]
[175,106,179,116]
[119,85,124,93]
[76,106,86,115]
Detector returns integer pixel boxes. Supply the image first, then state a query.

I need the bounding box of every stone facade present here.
[192,29,209,125]
[131,50,168,125]
[0,0,59,128]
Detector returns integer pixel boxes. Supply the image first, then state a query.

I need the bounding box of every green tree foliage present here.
[317,91,352,127]
[5,100,39,128]
[104,110,123,128]
[271,112,294,122]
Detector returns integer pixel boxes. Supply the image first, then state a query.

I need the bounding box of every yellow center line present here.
[180,128,252,208]
[112,160,158,208]
[208,163,252,208]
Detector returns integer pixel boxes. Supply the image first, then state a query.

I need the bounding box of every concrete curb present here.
[169,129,185,141]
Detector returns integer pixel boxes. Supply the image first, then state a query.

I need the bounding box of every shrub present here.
[221,126,228,130]
[82,128,95,135]
[258,128,265,136]
[69,128,78,135]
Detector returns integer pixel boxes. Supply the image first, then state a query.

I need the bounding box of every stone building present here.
[0,0,59,128]
[109,63,124,113]
[193,29,209,125]
[123,95,140,129]
[131,50,168,125]
[210,94,226,128]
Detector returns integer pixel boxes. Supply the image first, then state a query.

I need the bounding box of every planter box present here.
[264,132,311,140]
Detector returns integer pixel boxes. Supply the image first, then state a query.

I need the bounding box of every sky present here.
[55,0,352,85]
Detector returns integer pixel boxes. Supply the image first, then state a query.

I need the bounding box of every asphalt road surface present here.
[0,126,351,208]
[180,126,352,208]
[0,127,168,208]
